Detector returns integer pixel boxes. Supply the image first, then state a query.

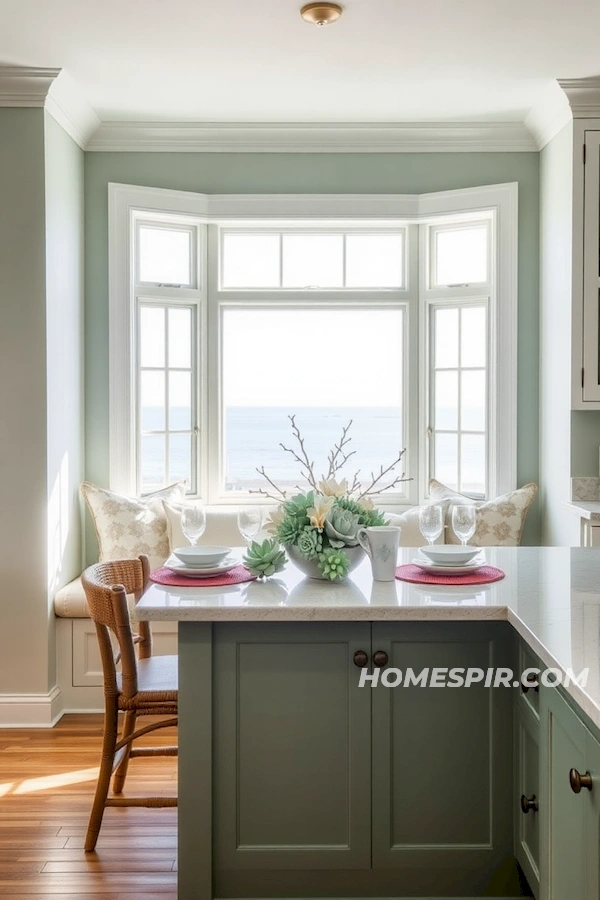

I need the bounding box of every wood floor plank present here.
[0,715,178,899]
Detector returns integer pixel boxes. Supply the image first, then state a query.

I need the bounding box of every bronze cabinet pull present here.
[353,650,368,668]
[521,673,539,693]
[570,768,593,793]
[520,794,538,814]
[373,650,388,668]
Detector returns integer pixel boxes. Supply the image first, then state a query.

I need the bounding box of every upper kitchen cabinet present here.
[559,79,600,408]
[581,131,600,403]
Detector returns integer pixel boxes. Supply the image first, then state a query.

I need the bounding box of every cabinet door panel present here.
[542,687,588,900]
[585,730,600,899]
[582,131,600,402]
[371,621,513,878]
[515,709,540,897]
[213,622,371,870]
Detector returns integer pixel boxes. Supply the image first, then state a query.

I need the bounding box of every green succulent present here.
[318,547,350,581]
[243,539,288,578]
[324,506,360,548]
[296,526,323,560]
[276,517,305,546]
[336,496,387,528]
[283,491,315,518]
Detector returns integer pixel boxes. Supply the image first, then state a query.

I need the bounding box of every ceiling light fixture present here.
[300,2,343,26]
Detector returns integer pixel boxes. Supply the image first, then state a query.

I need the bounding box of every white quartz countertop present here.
[136,546,600,731]
[566,501,600,520]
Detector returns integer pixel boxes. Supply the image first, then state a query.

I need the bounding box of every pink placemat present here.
[150,565,256,587]
[395,564,505,586]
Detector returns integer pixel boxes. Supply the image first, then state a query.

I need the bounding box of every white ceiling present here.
[1,0,599,124]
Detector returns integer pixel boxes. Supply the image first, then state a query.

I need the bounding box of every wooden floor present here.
[0,714,177,898]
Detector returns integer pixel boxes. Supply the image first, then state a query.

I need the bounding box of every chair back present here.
[82,556,152,700]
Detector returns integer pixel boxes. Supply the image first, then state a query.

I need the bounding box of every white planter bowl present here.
[287,544,364,579]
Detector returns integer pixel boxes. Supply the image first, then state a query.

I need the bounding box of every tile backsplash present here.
[571,477,600,501]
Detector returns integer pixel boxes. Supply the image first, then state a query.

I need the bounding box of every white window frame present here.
[108,182,517,507]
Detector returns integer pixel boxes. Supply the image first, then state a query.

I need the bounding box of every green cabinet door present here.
[541,686,589,900]
[585,727,600,898]
[371,621,515,895]
[515,708,540,897]
[213,622,371,872]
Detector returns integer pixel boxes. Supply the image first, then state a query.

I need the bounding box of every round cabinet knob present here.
[520,794,538,814]
[373,650,388,668]
[570,768,593,793]
[353,650,368,668]
[521,674,539,694]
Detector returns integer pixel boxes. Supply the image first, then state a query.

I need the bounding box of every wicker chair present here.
[81,555,177,852]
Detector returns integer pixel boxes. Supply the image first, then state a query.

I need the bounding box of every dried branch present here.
[357,449,409,499]
[279,415,319,491]
[324,420,356,480]
[348,470,362,495]
[250,466,288,501]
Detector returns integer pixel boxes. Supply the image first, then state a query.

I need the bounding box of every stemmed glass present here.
[237,506,263,545]
[419,504,444,546]
[180,505,206,546]
[451,505,477,546]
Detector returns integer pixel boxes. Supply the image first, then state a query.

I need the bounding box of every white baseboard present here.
[0,684,64,727]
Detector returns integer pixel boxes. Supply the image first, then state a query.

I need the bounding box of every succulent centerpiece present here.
[248,415,409,581]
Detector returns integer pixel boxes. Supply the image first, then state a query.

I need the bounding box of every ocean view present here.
[140,405,485,495]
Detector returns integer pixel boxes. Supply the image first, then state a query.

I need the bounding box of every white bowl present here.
[418,545,481,566]
[172,545,231,566]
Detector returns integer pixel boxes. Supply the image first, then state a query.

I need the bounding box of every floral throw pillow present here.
[80,481,186,571]
[429,479,537,546]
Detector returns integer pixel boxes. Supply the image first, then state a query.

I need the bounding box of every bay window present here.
[109,184,516,507]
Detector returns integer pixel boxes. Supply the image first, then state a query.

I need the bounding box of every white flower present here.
[358,496,375,511]
[318,477,348,498]
[307,495,335,530]
[264,505,285,535]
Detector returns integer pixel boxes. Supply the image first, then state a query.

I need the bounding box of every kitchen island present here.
[136,547,600,900]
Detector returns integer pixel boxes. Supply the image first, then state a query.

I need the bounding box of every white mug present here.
[356,526,401,581]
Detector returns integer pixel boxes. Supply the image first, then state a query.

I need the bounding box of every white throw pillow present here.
[80,481,186,571]
[385,504,447,547]
[429,479,538,546]
[163,502,242,550]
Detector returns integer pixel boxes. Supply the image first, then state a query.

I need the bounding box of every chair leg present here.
[113,710,136,794]
[85,699,119,852]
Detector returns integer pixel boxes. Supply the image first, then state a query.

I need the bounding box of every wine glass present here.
[237,506,263,544]
[451,505,477,546]
[419,504,444,546]
[180,505,206,546]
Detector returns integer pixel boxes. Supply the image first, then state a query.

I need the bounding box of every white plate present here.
[418,545,482,565]
[172,545,232,566]
[412,558,486,576]
[415,553,484,568]
[164,556,239,577]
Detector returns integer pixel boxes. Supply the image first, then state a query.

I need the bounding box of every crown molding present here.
[558,76,600,118]
[0,66,99,148]
[524,83,572,150]
[87,120,537,153]
[46,71,100,149]
[0,65,60,106]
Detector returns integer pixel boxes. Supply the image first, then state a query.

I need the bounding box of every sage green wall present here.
[84,152,540,547]
[572,411,600,475]
[0,110,50,695]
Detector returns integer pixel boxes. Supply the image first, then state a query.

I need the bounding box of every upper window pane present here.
[222,234,280,288]
[282,234,343,287]
[138,226,192,285]
[433,225,488,286]
[222,307,404,494]
[345,234,404,287]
